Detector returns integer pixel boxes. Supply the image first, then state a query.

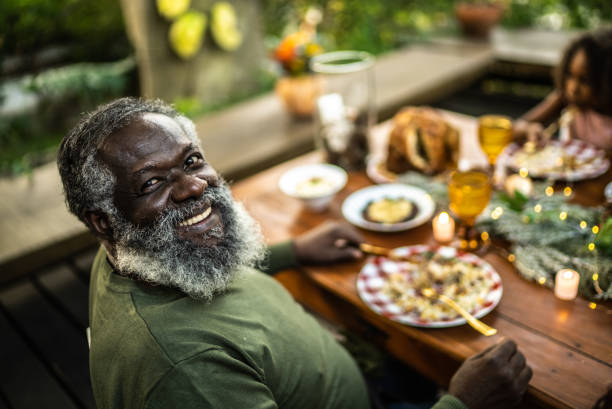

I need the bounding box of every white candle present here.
[554,269,579,300]
[505,174,533,197]
[433,212,455,243]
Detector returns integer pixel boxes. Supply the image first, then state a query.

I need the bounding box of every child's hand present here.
[513,119,549,147]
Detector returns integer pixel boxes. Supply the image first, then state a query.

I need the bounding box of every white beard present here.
[110,184,267,300]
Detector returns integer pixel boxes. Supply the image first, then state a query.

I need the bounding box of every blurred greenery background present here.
[1,0,610,175]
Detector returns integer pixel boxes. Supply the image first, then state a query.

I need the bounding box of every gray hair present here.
[57,97,199,222]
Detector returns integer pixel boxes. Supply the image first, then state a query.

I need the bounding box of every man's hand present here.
[448,339,532,409]
[293,221,364,265]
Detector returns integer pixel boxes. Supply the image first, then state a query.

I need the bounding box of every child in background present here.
[513,29,612,150]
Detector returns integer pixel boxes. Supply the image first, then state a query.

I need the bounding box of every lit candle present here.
[432,212,455,243]
[554,269,579,300]
[505,174,533,197]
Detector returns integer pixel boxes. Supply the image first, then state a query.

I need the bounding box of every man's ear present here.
[83,210,113,242]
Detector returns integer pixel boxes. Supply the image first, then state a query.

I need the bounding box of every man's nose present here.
[171,174,207,203]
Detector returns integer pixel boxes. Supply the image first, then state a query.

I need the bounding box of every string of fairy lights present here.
[481,168,606,312]
[396,168,609,313]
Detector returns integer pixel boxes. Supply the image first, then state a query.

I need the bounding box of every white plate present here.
[341,184,435,232]
[499,139,609,181]
[366,154,398,184]
[357,245,503,328]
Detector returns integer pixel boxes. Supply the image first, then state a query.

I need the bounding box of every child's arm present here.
[521,90,564,124]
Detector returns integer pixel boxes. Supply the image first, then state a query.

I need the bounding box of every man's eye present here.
[185,154,203,168]
[142,178,160,191]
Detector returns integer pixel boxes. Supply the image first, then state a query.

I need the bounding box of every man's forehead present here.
[141,112,183,132]
[99,114,195,171]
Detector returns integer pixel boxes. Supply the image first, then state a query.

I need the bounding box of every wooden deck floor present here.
[0,245,98,409]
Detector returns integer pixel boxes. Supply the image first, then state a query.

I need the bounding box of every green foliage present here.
[0,0,130,61]
[503,0,612,29]
[0,114,61,175]
[595,217,612,258]
[174,68,277,118]
[478,190,611,300]
[22,58,135,100]
[262,0,457,55]
[0,58,136,175]
[261,0,610,56]
[497,190,529,212]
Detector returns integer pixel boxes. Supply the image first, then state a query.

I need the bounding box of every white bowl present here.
[278,163,348,212]
[341,184,435,232]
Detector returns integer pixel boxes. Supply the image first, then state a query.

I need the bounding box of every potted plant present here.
[455,0,505,39]
[273,9,324,118]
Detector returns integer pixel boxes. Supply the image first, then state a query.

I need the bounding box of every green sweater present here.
[88,243,467,409]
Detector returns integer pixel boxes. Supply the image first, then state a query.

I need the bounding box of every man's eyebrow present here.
[132,144,196,177]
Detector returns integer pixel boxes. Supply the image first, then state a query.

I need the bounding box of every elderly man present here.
[58,98,531,409]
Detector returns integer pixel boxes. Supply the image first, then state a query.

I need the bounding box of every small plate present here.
[341,184,435,232]
[499,139,609,181]
[357,245,503,328]
[366,154,398,184]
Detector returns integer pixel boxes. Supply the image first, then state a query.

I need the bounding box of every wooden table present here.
[231,113,612,409]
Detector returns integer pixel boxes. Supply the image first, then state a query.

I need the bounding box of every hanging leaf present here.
[169,11,207,60]
[211,2,243,51]
[595,217,612,258]
[497,190,528,212]
[157,0,191,21]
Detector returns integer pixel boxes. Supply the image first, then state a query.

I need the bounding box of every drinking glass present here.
[448,170,492,249]
[478,115,513,166]
[310,50,375,171]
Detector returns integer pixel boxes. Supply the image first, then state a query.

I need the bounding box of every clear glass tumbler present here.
[310,50,375,171]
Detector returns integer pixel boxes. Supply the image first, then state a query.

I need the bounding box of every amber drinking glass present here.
[478,115,513,165]
[449,170,492,248]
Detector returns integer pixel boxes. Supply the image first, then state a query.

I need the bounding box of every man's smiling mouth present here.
[178,207,212,227]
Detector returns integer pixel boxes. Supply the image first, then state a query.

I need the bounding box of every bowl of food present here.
[278,163,348,212]
[341,184,435,232]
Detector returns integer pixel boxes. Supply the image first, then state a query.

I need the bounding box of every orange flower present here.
[275,31,311,62]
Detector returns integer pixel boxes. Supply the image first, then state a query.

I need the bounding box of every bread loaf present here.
[386,107,459,174]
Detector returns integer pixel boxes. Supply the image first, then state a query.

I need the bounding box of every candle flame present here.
[438,212,449,223]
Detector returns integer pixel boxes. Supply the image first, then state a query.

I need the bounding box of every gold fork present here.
[421,288,498,336]
[358,243,421,262]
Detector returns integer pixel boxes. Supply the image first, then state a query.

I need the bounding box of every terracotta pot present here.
[455,2,504,38]
[275,75,323,118]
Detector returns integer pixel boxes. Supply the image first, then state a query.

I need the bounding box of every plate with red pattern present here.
[499,139,609,181]
[357,245,502,328]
